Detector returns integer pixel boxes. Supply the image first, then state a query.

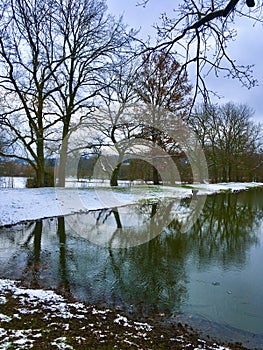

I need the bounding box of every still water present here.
[0,189,263,346]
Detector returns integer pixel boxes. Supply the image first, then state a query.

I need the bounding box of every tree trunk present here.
[228,163,232,182]
[152,166,160,185]
[26,220,43,287]
[35,138,45,187]
[58,135,69,187]
[57,217,70,292]
[35,166,45,187]
[110,163,121,186]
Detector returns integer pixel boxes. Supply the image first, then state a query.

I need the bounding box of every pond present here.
[0,189,263,348]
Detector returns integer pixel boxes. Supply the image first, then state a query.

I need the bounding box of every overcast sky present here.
[107,0,263,124]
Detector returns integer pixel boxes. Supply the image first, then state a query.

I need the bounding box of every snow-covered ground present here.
[0,181,262,227]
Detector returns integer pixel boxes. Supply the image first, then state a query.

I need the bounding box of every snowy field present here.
[0,179,262,227]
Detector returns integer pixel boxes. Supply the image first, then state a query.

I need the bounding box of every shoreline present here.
[1,182,263,227]
[0,278,250,350]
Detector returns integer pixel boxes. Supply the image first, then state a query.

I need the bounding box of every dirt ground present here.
[0,279,250,350]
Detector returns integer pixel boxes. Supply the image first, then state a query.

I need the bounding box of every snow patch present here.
[0,314,11,322]
[51,337,74,349]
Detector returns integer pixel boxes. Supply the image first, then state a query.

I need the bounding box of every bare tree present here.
[0,0,64,187]
[91,55,140,186]
[143,0,260,104]
[51,0,135,187]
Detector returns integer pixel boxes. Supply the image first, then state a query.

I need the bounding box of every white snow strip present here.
[92,308,111,315]
[0,182,262,227]
[134,321,153,332]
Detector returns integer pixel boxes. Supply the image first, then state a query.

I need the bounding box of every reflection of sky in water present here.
[0,190,263,345]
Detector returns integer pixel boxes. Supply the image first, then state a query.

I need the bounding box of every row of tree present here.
[0,0,262,186]
[188,103,262,182]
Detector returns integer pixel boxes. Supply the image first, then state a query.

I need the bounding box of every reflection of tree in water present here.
[0,189,262,317]
[21,220,43,288]
[63,202,189,313]
[178,190,263,269]
[108,190,263,314]
[0,221,44,282]
[135,200,178,226]
[108,232,189,315]
[5,218,73,293]
[57,216,71,295]
[107,202,190,314]
[76,201,176,247]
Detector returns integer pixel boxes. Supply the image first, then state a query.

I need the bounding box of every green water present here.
[0,189,263,347]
